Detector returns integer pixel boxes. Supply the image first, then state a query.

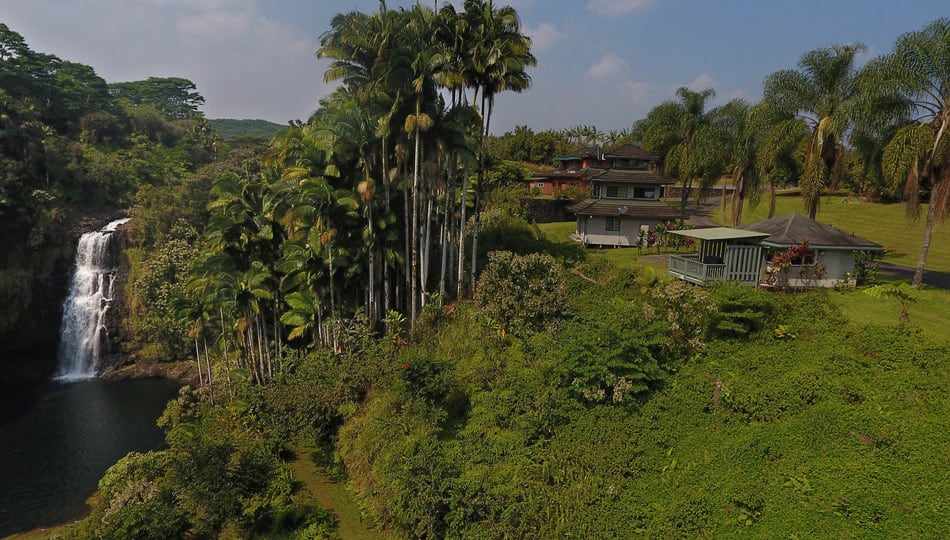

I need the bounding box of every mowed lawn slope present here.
[537,194,950,273]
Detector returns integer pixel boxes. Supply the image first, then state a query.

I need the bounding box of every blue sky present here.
[1,1,945,134]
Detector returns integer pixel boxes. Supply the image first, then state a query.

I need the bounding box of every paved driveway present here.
[878,263,950,289]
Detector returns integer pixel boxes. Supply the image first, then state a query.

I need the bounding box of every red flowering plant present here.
[764,240,816,290]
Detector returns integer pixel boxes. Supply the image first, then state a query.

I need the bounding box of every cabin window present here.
[770,248,817,265]
[792,250,817,265]
[605,216,621,232]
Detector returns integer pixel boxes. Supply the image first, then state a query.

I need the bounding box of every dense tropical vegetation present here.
[2,5,950,539]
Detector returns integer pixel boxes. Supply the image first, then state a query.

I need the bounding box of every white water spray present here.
[55,218,130,380]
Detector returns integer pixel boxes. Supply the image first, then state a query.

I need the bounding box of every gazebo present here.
[667,227,771,285]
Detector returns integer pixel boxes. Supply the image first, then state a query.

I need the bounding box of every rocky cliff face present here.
[0,238,73,382]
[99,221,133,376]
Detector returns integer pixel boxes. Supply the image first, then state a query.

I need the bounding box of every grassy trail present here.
[288,442,394,540]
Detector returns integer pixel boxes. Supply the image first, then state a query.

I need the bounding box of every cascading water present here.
[55,218,130,380]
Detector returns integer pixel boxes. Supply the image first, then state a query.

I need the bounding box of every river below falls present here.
[0,372,180,537]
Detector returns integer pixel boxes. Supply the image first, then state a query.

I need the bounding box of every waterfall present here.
[55,218,131,380]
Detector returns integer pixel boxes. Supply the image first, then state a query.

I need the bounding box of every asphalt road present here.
[878,263,950,289]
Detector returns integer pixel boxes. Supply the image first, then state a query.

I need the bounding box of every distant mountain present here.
[210,118,285,140]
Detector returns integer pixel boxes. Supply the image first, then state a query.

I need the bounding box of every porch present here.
[668,254,725,284]
[667,227,770,286]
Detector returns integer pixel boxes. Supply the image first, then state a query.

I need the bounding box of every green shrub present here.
[556,299,668,404]
[646,280,714,360]
[706,282,775,339]
[475,251,570,337]
[400,357,451,404]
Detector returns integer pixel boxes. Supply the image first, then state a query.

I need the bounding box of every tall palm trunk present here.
[457,163,469,298]
[194,337,203,386]
[411,102,422,326]
[440,154,456,297]
[219,308,233,400]
[366,196,376,324]
[730,165,747,226]
[913,196,938,288]
[471,93,494,293]
[381,137,392,315]
[203,337,214,404]
[423,177,434,303]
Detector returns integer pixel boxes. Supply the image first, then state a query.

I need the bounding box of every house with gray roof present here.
[561,143,680,247]
[668,213,884,288]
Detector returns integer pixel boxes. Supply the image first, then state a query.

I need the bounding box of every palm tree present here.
[633,87,719,211]
[861,18,950,288]
[711,100,803,226]
[318,3,410,321]
[761,44,865,218]
[462,0,535,293]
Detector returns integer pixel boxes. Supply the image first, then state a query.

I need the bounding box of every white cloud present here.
[586,0,654,16]
[585,53,629,80]
[524,23,563,54]
[0,0,328,122]
[682,73,718,92]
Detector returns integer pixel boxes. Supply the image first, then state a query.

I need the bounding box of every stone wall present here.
[522,198,575,223]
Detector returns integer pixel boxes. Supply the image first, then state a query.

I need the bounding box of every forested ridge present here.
[2,4,950,539]
[210,119,285,141]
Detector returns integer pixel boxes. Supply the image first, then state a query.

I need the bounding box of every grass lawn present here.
[712,194,950,272]
[288,441,393,540]
[829,278,950,344]
[536,220,677,276]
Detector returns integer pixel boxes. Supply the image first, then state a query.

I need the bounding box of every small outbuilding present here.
[667,213,884,288]
[741,213,884,288]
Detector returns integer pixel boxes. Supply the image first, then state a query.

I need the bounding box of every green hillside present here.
[210,118,286,140]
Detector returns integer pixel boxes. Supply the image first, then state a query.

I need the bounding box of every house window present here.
[605,186,623,198]
[536,182,545,188]
[633,187,656,199]
[606,216,621,231]
[792,250,817,265]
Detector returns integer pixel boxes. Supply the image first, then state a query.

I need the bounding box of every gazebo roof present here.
[669,227,770,242]
[741,213,883,250]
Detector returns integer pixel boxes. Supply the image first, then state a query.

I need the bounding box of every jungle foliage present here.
[71,252,950,539]
[0,22,217,353]
[5,8,950,539]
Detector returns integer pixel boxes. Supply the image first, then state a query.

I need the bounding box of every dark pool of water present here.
[0,375,180,537]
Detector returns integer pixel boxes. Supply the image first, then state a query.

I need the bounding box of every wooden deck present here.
[668,244,764,286]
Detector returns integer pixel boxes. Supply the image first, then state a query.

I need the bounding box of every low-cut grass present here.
[536,220,679,276]
[287,441,393,540]
[829,278,950,344]
[715,194,950,272]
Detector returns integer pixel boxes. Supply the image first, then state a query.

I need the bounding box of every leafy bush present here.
[556,299,668,404]
[475,251,570,337]
[399,357,451,404]
[705,282,775,339]
[645,279,715,360]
